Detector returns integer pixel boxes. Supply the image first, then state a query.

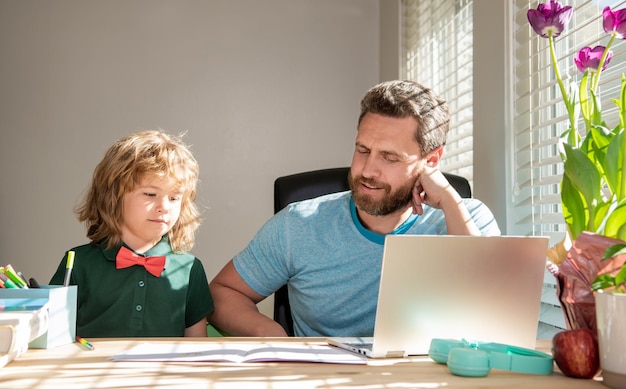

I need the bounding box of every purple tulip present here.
[603,6,626,39]
[527,0,573,38]
[574,46,613,73]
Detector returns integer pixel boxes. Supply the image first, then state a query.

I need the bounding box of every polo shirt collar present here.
[101,236,172,262]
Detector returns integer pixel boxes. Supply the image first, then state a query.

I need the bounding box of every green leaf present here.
[605,130,624,199]
[563,144,602,201]
[589,88,603,126]
[589,125,611,168]
[615,265,626,288]
[617,73,626,128]
[591,274,615,291]
[563,144,602,231]
[564,84,581,146]
[603,243,626,260]
[604,200,626,240]
[580,72,591,128]
[561,174,587,239]
[584,122,608,142]
[592,199,613,234]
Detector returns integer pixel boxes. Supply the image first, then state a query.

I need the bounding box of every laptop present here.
[327,234,549,358]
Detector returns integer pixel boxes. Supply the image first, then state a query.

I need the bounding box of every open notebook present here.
[327,234,549,358]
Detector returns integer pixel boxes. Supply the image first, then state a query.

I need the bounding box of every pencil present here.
[76,336,94,350]
[0,273,18,288]
[63,251,75,287]
[1,266,28,288]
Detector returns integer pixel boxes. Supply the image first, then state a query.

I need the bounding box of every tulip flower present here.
[593,6,626,91]
[602,6,626,39]
[527,1,576,136]
[527,0,573,38]
[574,46,613,73]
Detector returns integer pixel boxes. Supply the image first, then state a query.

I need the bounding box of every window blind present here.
[512,0,626,338]
[401,0,474,185]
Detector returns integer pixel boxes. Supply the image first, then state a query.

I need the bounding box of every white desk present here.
[0,338,604,388]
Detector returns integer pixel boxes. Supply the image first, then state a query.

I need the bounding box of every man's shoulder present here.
[461,197,489,209]
[421,197,491,214]
[461,198,500,235]
[286,190,351,212]
[416,197,500,235]
[460,198,497,218]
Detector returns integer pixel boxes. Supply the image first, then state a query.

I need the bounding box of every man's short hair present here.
[358,80,449,156]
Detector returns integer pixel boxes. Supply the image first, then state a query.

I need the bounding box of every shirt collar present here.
[101,236,172,262]
[349,196,419,245]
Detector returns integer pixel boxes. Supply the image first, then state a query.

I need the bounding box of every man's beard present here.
[348,171,416,216]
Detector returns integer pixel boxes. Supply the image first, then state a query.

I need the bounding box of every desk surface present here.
[0,338,604,389]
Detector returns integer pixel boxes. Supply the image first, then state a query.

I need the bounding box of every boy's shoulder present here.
[66,242,107,256]
[65,242,115,265]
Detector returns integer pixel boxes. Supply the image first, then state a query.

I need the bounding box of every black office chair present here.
[272,167,472,336]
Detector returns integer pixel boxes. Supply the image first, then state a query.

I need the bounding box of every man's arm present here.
[208,260,288,336]
[411,166,481,236]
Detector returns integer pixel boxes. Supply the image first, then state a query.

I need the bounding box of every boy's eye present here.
[143,192,157,197]
[170,195,182,202]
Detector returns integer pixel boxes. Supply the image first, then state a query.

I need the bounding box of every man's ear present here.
[426,147,444,167]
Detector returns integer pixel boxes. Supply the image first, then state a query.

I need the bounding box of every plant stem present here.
[592,33,616,93]
[580,72,591,131]
[549,33,577,141]
[620,76,626,201]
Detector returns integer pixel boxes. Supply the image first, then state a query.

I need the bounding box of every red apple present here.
[552,328,600,378]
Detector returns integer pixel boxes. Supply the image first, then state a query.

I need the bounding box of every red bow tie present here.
[115,246,166,277]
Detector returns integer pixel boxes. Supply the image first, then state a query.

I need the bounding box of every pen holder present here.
[0,285,77,349]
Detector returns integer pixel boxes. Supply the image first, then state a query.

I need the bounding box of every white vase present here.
[595,290,626,389]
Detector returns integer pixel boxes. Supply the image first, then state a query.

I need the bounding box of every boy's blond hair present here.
[76,130,200,252]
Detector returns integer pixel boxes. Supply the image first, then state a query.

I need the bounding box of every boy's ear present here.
[426,147,444,167]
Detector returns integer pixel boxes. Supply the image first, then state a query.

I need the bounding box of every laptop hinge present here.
[386,350,405,358]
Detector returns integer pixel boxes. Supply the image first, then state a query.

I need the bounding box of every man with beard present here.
[208,80,500,337]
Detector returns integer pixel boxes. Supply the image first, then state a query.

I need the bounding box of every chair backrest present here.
[272,167,472,335]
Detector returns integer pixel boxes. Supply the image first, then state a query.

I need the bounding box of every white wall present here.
[379,0,400,82]
[0,0,379,315]
[473,0,508,231]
